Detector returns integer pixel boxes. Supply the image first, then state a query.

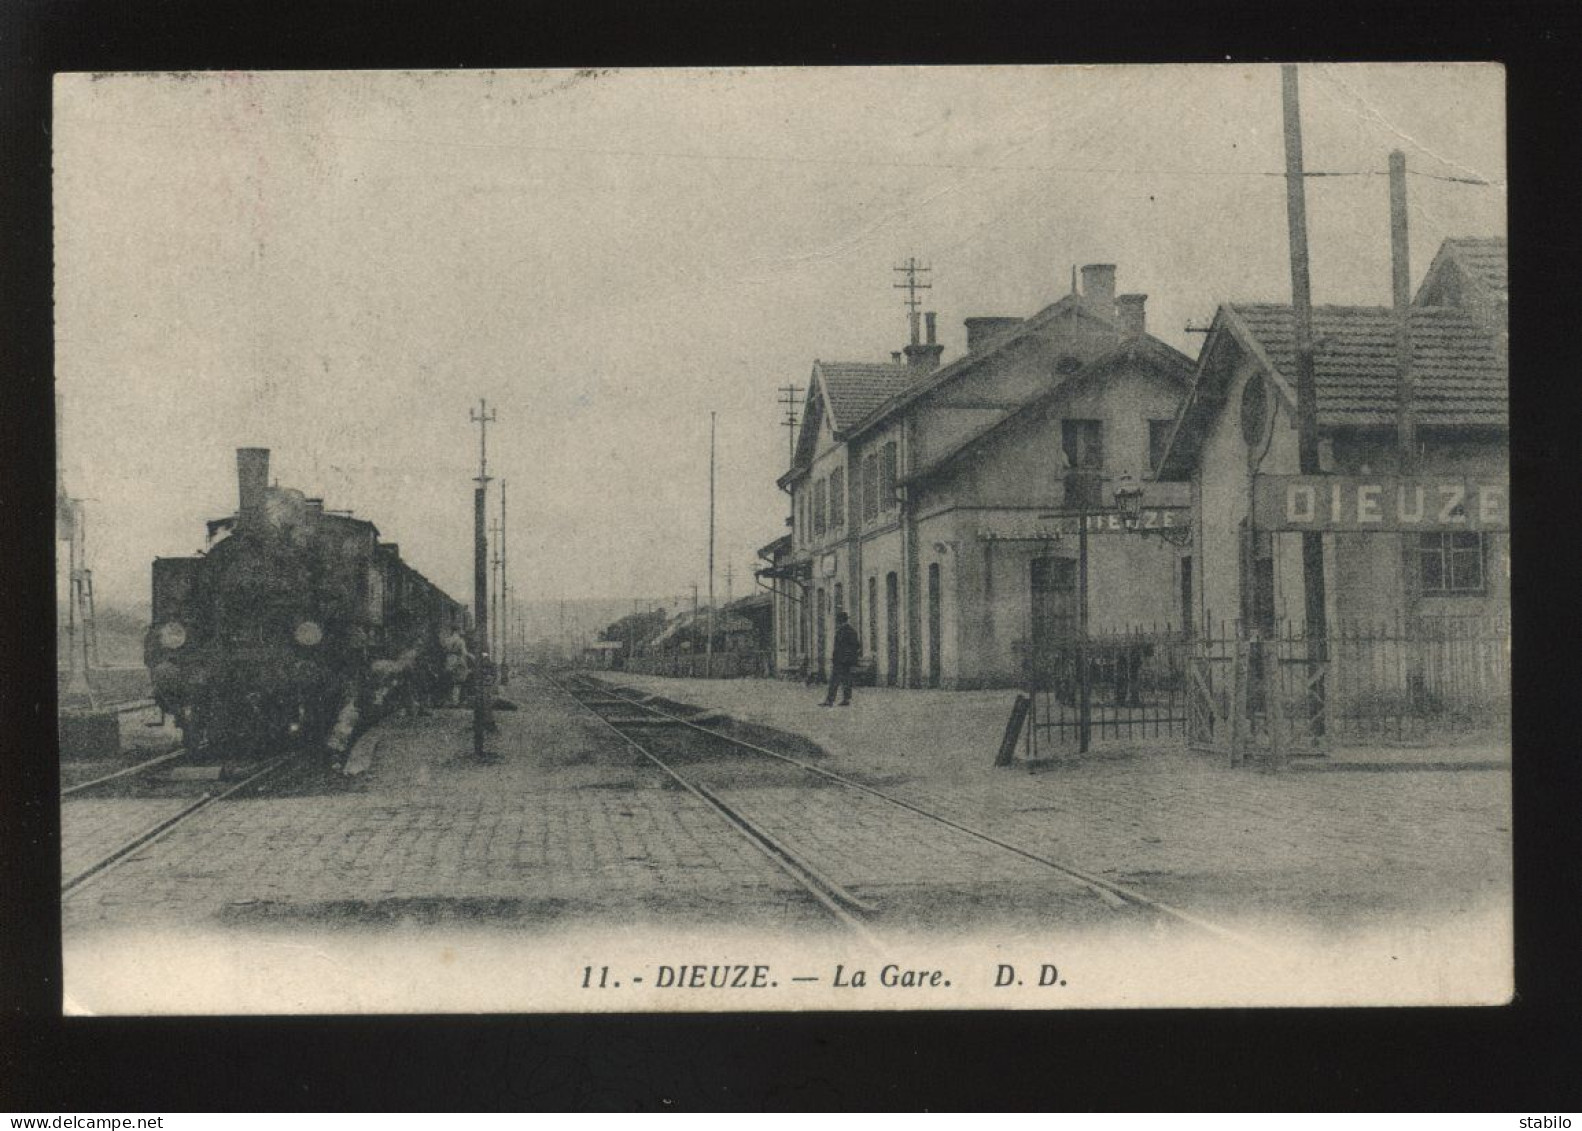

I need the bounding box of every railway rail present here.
[61,746,193,798]
[546,670,1264,952]
[61,754,297,897]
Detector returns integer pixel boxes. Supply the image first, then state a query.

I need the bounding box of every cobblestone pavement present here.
[62,798,198,884]
[62,687,824,934]
[61,671,1511,942]
[606,672,1513,932]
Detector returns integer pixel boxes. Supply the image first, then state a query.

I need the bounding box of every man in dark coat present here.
[822,610,862,707]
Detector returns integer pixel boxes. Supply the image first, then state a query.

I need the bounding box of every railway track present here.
[548,670,1264,952]
[61,754,298,897]
[61,746,194,798]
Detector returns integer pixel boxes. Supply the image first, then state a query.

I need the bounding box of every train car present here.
[146,448,466,759]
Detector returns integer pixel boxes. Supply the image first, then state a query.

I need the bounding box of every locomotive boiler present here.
[146,448,466,759]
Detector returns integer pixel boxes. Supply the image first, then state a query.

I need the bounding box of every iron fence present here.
[1268,615,1510,749]
[1026,615,1509,756]
[1025,627,1192,753]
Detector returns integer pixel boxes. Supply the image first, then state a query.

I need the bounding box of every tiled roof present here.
[904,335,1194,485]
[1229,303,1507,427]
[1441,237,1507,300]
[843,293,1091,439]
[815,360,916,432]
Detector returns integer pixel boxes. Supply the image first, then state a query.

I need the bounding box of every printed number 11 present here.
[582,965,611,989]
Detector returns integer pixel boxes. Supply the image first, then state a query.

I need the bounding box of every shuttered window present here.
[829,467,845,530]
[862,454,879,521]
[880,442,898,511]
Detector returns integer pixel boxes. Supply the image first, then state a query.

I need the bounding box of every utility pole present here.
[1281,63,1328,752]
[470,398,497,758]
[1077,480,1093,755]
[1391,148,1424,705]
[725,562,734,609]
[707,411,716,679]
[778,384,803,468]
[490,516,503,678]
[893,256,932,347]
[499,478,509,685]
[1390,150,1417,475]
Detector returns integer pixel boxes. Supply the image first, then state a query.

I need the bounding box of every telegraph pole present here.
[1390,150,1417,476]
[707,411,717,679]
[1390,149,1425,704]
[490,516,503,676]
[499,478,510,685]
[1281,64,1328,749]
[469,398,497,758]
[778,384,803,467]
[893,256,932,347]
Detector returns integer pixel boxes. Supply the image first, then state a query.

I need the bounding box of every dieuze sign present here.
[977,508,1189,541]
[1252,475,1508,532]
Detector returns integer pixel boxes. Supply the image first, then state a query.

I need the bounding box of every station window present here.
[880,442,898,510]
[1061,419,1104,510]
[1419,532,1486,595]
[829,467,845,530]
[862,454,879,521]
[813,478,827,536]
[1062,419,1104,470]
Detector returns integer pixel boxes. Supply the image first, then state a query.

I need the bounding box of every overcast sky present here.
[54,64,1505,616]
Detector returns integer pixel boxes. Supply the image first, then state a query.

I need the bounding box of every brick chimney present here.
[1116,293,1147,336]
[1080,264,1117,320]
[236,448,270,527]
[964,316,1024,353]
[904,310,944,371]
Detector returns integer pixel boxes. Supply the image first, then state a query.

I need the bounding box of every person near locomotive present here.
[821,610,862,707]
[439,625,473,706]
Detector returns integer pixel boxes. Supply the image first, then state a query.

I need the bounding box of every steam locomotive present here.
[146,448,467,758]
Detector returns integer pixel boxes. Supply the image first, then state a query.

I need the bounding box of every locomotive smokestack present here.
[237,448,270,525]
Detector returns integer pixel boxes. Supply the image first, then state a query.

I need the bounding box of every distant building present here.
[1156,236,1509,638]
[766,263,1196,688]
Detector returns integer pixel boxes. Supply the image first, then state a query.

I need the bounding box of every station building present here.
[1155,236,1509,640]
[764,264,1197,689]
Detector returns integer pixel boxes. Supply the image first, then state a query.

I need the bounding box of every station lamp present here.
[1113,471,1146,531]
[1113,470,1192,546]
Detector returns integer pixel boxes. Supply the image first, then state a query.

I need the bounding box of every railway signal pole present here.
[470,398,497,759]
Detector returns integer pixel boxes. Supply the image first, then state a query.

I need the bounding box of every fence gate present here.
[1026,629,1189,754]
[1186,642,1237,753]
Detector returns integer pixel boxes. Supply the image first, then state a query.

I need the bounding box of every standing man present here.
[439,624,473,707]
[822,610,862,707]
